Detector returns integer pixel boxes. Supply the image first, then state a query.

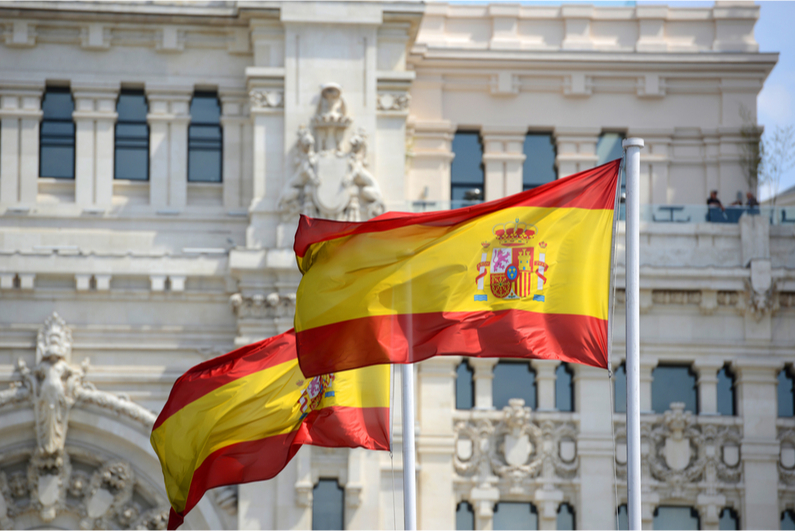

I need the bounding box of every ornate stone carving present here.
[651,290,701,305]
[779,428,795,485]
[780,291,795,308]
[744,278,779,321]
[212,485,239,517]
[229,292,296,319]
[277,85,384,222]
[717,291,740,306]
[376,92,410,112]
[249,89,283,109]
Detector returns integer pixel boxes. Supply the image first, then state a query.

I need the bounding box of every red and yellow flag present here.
[150,330,389,529]
[294,160,621,378]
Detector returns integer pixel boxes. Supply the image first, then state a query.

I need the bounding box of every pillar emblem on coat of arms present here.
[278,83,385,222]
[475,219,549,302]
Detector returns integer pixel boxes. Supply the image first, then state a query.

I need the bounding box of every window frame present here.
[311,477,345,531]
[492,360,537,410]
[651,364,699,415]
[716,364,736,417]
[555,362,575,412]
[455,360,475,410]
[187,91,223,183]
[114,89,150,181]
[522,132,557,191]
[450,130,484,202]
[779,365,795,418]
[39,86,76,180]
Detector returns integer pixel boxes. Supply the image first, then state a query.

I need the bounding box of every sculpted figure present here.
[311,83,351,153]
[346,131,385,219]
[278,127,319,217]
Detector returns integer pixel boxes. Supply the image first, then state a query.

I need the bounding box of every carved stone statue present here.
[311,83,351,153]
[346,130,385,220]
[278,127,319,218]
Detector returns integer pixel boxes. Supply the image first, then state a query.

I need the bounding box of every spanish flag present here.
[151,330,390,529]
[294,160,620,378]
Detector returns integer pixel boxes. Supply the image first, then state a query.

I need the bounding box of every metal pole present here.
[401,364,417,530]
[623,137,644,530]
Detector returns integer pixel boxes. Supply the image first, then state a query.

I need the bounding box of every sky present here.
[754,1,795,200]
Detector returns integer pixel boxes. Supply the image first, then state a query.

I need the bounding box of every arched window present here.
[455,361,474,410]
[450,131,483,203]
[716,365,736,416]
[493,502,537,530]
[782,509,795,530]
[779,365,795,417]
[40,86,75,179]
[555,362,574,412]
[617,504,628,530]
[653,506,699,530]
[456,501,475,530]
[523,133,557,190]
[493,360,536,410]
[556,503,575,530]
[614,363,626,413]
[719,508,739,530]
[115,90,149,180]
[652,365,698,414]
[188,91,222,182]
[312,478,344,530]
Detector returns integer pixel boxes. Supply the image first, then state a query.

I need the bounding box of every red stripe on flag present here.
[296,406,390,451]
[296,310,607,378]
[294,159,620,258]
[153,330,297,430]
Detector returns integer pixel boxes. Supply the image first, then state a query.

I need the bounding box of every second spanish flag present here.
[294,160,621,377]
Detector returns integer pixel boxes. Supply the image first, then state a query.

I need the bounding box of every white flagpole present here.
[623,137,644,530]
[401,363,417,530]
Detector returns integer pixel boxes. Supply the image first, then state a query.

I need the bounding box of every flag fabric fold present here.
[150,330,390,529]
[294,160,621,378]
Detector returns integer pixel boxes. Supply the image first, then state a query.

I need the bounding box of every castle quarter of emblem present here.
[474,219,549,302]
[298,373,335,419]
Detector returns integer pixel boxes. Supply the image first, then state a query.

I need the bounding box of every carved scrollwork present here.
[744,278,779,321]
[249,89,284,109]
[229,292,296,319]
[376,92,410,112]
[779,428,795,485]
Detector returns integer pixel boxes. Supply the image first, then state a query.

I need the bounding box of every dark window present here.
[456,501,475,530]
[556,503,575,530]
[493,361,536,410]
[523,133,556,190]
[493,502,537,530]
[779,366,795,418]
[783,509,795,530]
[40,87,75,179]
[188,92,222,183]
[653,506,699,531]
[617,504,628,530]
[451,131,483,201]
[115,90,149,180]
[716,365,736,416]
[652,365,698,414]
[597,132,626,196]
[719,508,739,530]
[312,479,344,530]
[614,364,627,413]
[555,363,574,412]
[455,361,474,410]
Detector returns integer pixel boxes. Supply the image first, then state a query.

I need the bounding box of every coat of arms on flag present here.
[477,219,548,302]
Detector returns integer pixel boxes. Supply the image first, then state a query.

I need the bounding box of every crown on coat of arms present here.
[493,219,536,246]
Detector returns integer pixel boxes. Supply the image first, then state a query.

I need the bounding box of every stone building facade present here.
[0,1,793,530]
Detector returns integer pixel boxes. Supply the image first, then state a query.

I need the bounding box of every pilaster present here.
[532,359,559,411]
[407,119,455,201]
[470,357,498,410]
[640,356,658,413]
[553,127,599,178]
[0,84,43,205]
[480,126,526,201]
[220,91,249,212]
[693,359,724,415]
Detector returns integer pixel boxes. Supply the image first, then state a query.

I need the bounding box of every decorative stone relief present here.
[229,292,296,319]
[717,291,740,307]
[277,84,385,222]
[376,92,410,112]
[651,290,701,305]
[249,89,283,109]
[780,292,795,308]
[779,428,795,485]
[453,399,578,495]
[744,278,779,321]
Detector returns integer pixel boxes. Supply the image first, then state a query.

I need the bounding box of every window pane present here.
[719,508,739,530]
[115,149,149,181]
[652,366,697,414]
[556,503,575,530]
[555,363,573,412]
[779,368,795,417]
[617,505,628,530]
[189,150,222,183]
[190,93,221,123]
[117,92,148,122]
[456,502,475,530]
[653,507,699,531]
[451,132,484,200]
[596,133,625,165]
[312,479,344,530]
[614,365,626,413]
[493,361,535,410]
[115,91,148,181]
[456,361,474,410]
[523,134,556,190]
[716,366,736,416]
[783,510,795,530]
[40,88,75,179]
[493,502,537,530]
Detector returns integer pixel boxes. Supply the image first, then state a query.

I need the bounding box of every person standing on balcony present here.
[746,191,760,207]
[707,190,725,211]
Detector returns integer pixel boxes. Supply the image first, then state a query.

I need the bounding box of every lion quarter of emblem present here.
[475,219,549,303]
[298,373,335,419]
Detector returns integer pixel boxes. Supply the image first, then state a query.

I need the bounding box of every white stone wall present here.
[0,1,792,530]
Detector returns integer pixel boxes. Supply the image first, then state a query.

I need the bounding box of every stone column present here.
[640,356,657,413]
[694,359,723,415]
[481,126,526,201]
[220,91,248,212]
[0,84,42,205]
[553,127,600,178]
[407,118,455,201]
[470,358,498,409]
[734,360,780,529]
[72,83,118,210]
[572,364,615,530]
[532,359,559,411]
[146,85,192,212]
[417,358,456,530]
